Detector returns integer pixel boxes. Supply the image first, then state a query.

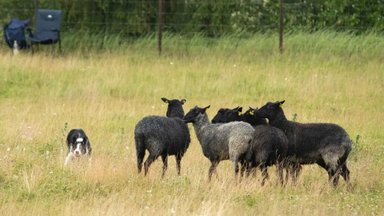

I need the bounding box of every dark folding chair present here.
[28,9,62,53]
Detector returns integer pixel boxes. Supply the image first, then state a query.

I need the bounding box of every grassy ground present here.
[0,32,383,215]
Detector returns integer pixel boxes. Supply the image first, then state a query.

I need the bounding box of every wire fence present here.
[1,0,383,53]
[1,0,383,34]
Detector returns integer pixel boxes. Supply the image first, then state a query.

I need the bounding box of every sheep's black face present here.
[183,105,210,123]
[161,97,186,118]
[242,107,257,121]
[242,107,268,125]
[256,101,285,119]
[211,107,242,123]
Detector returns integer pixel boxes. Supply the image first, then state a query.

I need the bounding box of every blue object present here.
[3,18,30,49]
[28,9,62,52]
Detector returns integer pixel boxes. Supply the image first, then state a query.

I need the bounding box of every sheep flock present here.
[134,97,352,187]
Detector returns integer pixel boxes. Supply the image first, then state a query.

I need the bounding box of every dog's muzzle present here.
[74,138,84,156]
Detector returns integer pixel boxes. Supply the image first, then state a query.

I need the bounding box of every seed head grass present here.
[0,32,383,215]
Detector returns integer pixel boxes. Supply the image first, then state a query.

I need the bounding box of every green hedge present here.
[1,0,383,36]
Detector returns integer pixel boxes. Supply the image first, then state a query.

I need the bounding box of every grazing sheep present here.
[183,105,255,181]
[134,98,190,177]
[256,100,352,186]
[211,107,288,185]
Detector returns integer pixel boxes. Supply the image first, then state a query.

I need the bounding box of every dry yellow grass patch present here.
[0,33,383,215]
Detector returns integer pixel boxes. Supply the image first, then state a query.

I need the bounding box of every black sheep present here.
[211,106,267,126]
[211,106,243,124]
[242,107,301,183]
[256,100,352,186]
[134,98,191,177]
[241,107,268,126]
[211,106,288,185]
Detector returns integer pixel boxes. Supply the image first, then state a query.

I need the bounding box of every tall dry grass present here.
[0,32,383,215]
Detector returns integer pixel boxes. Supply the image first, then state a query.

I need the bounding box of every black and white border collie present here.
[64,128,92,166]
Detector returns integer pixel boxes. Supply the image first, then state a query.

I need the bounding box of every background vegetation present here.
[0,32,383,215]
[0,0,383,37]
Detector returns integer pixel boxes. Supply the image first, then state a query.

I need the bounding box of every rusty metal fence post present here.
[279,0,284,53]
[157,0,164,55]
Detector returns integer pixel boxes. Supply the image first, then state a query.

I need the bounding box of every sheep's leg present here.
[234,158,240,177]
[284,167,289,184]
[234,158,245,183]
[323,152,346,187]
[135,136,146,174]
[175,154,182,175]
[208,161,218,182]
[137,151,146,174]
[283,160,291,185]
[327,168,341,187]
[260,164,269,186]
[317,159,338,186]
[296,164,302,182]
[290,163,302,185]
[249,167,257,178]
[240,160,247,178]
[245,160,257,178]
[144,154,156,176]
[341,163,350,183]
[276,160,284,186]
[324,161,341,187]
[161,154,168,178]
[322,157,342,187]
[341,163,351,190]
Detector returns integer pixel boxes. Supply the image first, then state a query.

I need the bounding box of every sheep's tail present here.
[339,135,352,165]
[134,132,146,174]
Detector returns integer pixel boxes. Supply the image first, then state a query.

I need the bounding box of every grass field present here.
[0,32,383,215]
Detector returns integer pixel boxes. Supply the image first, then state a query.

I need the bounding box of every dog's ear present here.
[180,99,186,104]
[161,97,169,103]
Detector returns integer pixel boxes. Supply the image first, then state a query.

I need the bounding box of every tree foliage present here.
[0,0,383,36]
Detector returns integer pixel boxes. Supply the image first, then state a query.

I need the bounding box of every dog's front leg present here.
[64,152,75,166]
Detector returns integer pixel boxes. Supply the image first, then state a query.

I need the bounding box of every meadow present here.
[0,32,383,215]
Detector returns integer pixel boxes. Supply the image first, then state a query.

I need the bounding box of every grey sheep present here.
[256,100,352,186]
[183,105,255,181]
[211,106,288,185]
[134,97,190,177]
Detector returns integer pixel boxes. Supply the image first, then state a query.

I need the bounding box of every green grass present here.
[0,32,383,215]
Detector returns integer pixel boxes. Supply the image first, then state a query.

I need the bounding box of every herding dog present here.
[64,128,92,166]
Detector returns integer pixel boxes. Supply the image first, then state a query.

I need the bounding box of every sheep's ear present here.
[233,106,242,113]
[161,98,169,103]
[180,99,186,104]
[278,100,285,106]
[237,107,243,115]
[203,105,210,111]
[248,107,255,115]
